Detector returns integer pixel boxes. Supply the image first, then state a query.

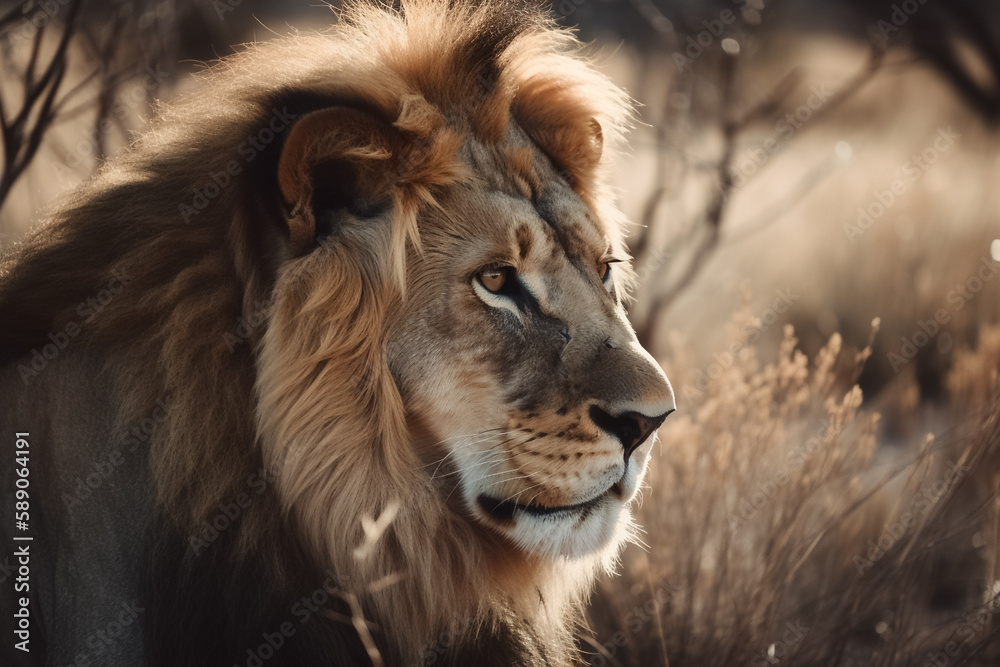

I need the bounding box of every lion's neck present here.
[361,498,600,664]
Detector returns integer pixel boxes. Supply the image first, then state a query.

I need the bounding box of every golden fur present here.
[0,1,674,664]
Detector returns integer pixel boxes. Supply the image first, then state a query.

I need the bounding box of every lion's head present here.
[384,139,676,561]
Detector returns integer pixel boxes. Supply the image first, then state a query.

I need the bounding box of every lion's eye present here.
[598,262,611,283]
[478,266,517,294]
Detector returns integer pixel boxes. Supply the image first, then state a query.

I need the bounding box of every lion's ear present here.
[513,76,607,193]
[544,116,603,179]
[277,107,401,256]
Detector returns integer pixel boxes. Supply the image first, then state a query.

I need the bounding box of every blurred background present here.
[2,0,999,664]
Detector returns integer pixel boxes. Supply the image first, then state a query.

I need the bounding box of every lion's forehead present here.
[443,149,611,285]
[454,132,612,254]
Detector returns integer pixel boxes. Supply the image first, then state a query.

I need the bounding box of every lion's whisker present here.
[423,432,519,481]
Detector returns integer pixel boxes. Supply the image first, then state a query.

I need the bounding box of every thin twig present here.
[635,46,885,349]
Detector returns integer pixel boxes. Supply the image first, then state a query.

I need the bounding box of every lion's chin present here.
[474,488,632,560]
[463,448,652,560]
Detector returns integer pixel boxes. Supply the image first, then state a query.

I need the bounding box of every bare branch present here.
[634,44,886,350]
[635,50,739,347]
[0,0,81,205]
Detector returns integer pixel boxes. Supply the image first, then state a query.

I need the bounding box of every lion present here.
[0,1,674,665]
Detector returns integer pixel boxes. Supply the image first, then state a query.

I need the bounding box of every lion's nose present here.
[588,405,674,463]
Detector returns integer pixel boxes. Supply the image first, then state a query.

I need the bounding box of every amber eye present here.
[481,269,505,292]
[479,266,516,294]
[598,262,611,282]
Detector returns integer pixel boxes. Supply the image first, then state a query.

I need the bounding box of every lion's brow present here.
[532,196,603,265]
[501,147,543,201]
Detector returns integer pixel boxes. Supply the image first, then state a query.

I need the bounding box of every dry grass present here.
[579,26,1000,667]
[588,317,1000,666]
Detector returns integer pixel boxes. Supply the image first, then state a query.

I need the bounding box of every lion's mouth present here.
[477,481,623,523]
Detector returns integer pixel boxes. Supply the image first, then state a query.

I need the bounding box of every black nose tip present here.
[589,405,674,462]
